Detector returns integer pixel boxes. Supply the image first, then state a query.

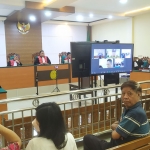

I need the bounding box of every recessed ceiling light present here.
[108,15,113,19]
[44,0,53,4]
[89,14,94,18]
[29,15,36,21]
[76,15,84,21]
[45,11,51,17]
[119,0,128,4]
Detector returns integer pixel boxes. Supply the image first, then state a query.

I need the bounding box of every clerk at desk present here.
[34,50,51,65]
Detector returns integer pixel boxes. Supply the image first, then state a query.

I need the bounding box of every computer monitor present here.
[91,43,134,75]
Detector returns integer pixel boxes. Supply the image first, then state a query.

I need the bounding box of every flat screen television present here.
[91,43,134,75]
[71,42,91,78]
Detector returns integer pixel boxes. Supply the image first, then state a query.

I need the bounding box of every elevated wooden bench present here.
[107,135,150,150]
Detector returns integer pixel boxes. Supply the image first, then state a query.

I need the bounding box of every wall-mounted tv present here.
[91,43,134,75]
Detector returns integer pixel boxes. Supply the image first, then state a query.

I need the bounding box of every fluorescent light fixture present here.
[125,6,150,15]
[89,14,94,18]
[76,15,84,21]
[29,15,36,21]
[108,15,113,19]
[45,11,51,17]
[119,0,128,4]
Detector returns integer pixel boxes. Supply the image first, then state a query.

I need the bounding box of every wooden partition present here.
[130,72,150,89]
[2,96,150,147]
[37,64,70,86]
[0,66,35,90]
[0,64,78,90]
[63,99,121,138]
[3,99,122,143]
[0,88,8,121]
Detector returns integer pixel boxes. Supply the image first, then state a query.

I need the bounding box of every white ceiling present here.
[0,0,150,25]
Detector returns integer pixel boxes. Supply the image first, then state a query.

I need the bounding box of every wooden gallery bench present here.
[107,135,150,150]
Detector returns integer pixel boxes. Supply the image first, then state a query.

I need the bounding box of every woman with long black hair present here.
[26,102,77,150]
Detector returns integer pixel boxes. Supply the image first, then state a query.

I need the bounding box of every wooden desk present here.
[0,64,78,90]
[37,64,70,86]
[0,66,35,90]
[130,71,150,93]
[0,87,8,120]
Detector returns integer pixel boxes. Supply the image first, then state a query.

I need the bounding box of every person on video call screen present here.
[107,59,113,68]
[111,49,118,58]
[106,49,120,58]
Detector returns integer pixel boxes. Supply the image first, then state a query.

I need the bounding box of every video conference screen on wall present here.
[91,43,134,75]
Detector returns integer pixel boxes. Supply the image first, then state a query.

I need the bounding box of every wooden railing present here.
[107,135,150,150]
[2,96,150,149]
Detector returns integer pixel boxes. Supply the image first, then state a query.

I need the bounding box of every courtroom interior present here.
[0,0,150,150]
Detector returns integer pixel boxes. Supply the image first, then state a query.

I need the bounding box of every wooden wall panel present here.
[5,21,42,65]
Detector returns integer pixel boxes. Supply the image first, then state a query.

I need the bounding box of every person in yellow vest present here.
[7,55,22,67]
[34,50,51,65]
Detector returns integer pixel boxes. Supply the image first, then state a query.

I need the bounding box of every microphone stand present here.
[36,72,39,95]
[52,68,60,92]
